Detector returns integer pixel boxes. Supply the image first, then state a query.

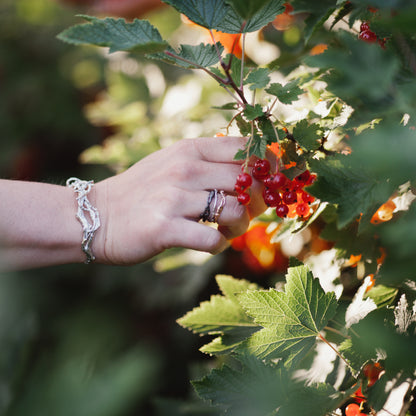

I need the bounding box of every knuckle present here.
[204,230,226,253]
[173,160,200,182]
[229,197,249,222]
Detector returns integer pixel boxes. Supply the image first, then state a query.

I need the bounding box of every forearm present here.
[0,179,89,270]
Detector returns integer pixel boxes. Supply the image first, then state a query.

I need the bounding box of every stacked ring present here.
[200,189,226,223]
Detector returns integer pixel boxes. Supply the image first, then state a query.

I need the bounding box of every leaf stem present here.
[164,50,244,106]
[324,326,350,339]
[317,333,352,370]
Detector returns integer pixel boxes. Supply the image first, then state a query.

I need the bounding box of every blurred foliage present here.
[0,1,236,415]
[3,0,416,415]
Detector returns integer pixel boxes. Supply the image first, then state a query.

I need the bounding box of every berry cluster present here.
[359,21,386,48]
[235,159,316,220]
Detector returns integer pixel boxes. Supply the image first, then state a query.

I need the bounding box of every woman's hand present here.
[94,136,270,265]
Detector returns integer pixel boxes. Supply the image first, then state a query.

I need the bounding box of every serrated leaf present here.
[278,382,348,416]
[245,68,271,90]
[258,117,277,144]
[215,0,286,33]
[217,275,259,302]
[308,157,392,229]
[338,339,366,377]
[365,285,398,309]
[177,275,259,336]
[57,15,167,54]
[200,334,250,355]
[225,0,274,19]
[292,119,321,151]
[249,134,268,159]
[148,42,223,69]
[162,0,230,29]
[243,104,264,121]
[193,356,292,416]
[266,80,303,104]
[163,0,285,34]
[237,264,338,367]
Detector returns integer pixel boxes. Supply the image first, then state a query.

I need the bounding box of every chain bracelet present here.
[66,177,100,264]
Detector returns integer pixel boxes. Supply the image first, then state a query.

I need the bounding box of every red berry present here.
[252,159,271,180]
[234,183,244,194]
[263,189,281,207]
[237,192,251,205]
[276,204,289,218]
[295,170,311,184]
[296,202,310,218]
[299,190,315,204]
[345,403,360,416]
[264,172,287,190]
[359,30,377,43]
[236,172,253,189]
[360,21,370,32]
[282,190,297,205]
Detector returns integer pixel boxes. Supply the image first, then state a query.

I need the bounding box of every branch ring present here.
[200,189,226,223]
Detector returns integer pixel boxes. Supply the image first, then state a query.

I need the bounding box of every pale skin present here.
[0,136,270,271]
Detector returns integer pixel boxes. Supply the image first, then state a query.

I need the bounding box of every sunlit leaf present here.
[237,264,338,367]
[57,15,167,53]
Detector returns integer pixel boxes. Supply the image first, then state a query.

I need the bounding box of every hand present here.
[94,136,271,265]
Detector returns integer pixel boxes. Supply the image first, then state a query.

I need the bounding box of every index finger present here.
[191,136,248,163]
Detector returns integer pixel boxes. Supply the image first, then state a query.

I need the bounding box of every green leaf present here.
[266,80,304,104]
[193,355,292,416]
[57,15,167,54]
[162,0,230,29]
[308,157,392,229]
[364,285,398,308]
[243,104,264,121]
[290,0,338,43]
[237,264,338,367]
[278,383,348,416]
[249,134,268,159]
[258,116,277,144]
[177,275,260,337]
[148,42,223,69]
[292,119,321,151]
[215,0,286,33]
[225,0,275,19]
[338,339,367,377]
[200,334,250,355]
[245,68,271,91]
[163,0,285,34]
[235,114,251,136]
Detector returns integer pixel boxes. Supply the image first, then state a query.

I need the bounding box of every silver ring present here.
[200,190,216,222]
[200,189,226,223]
[212,190,226,223]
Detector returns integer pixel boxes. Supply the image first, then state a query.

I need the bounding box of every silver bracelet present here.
[66,177,100,264]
